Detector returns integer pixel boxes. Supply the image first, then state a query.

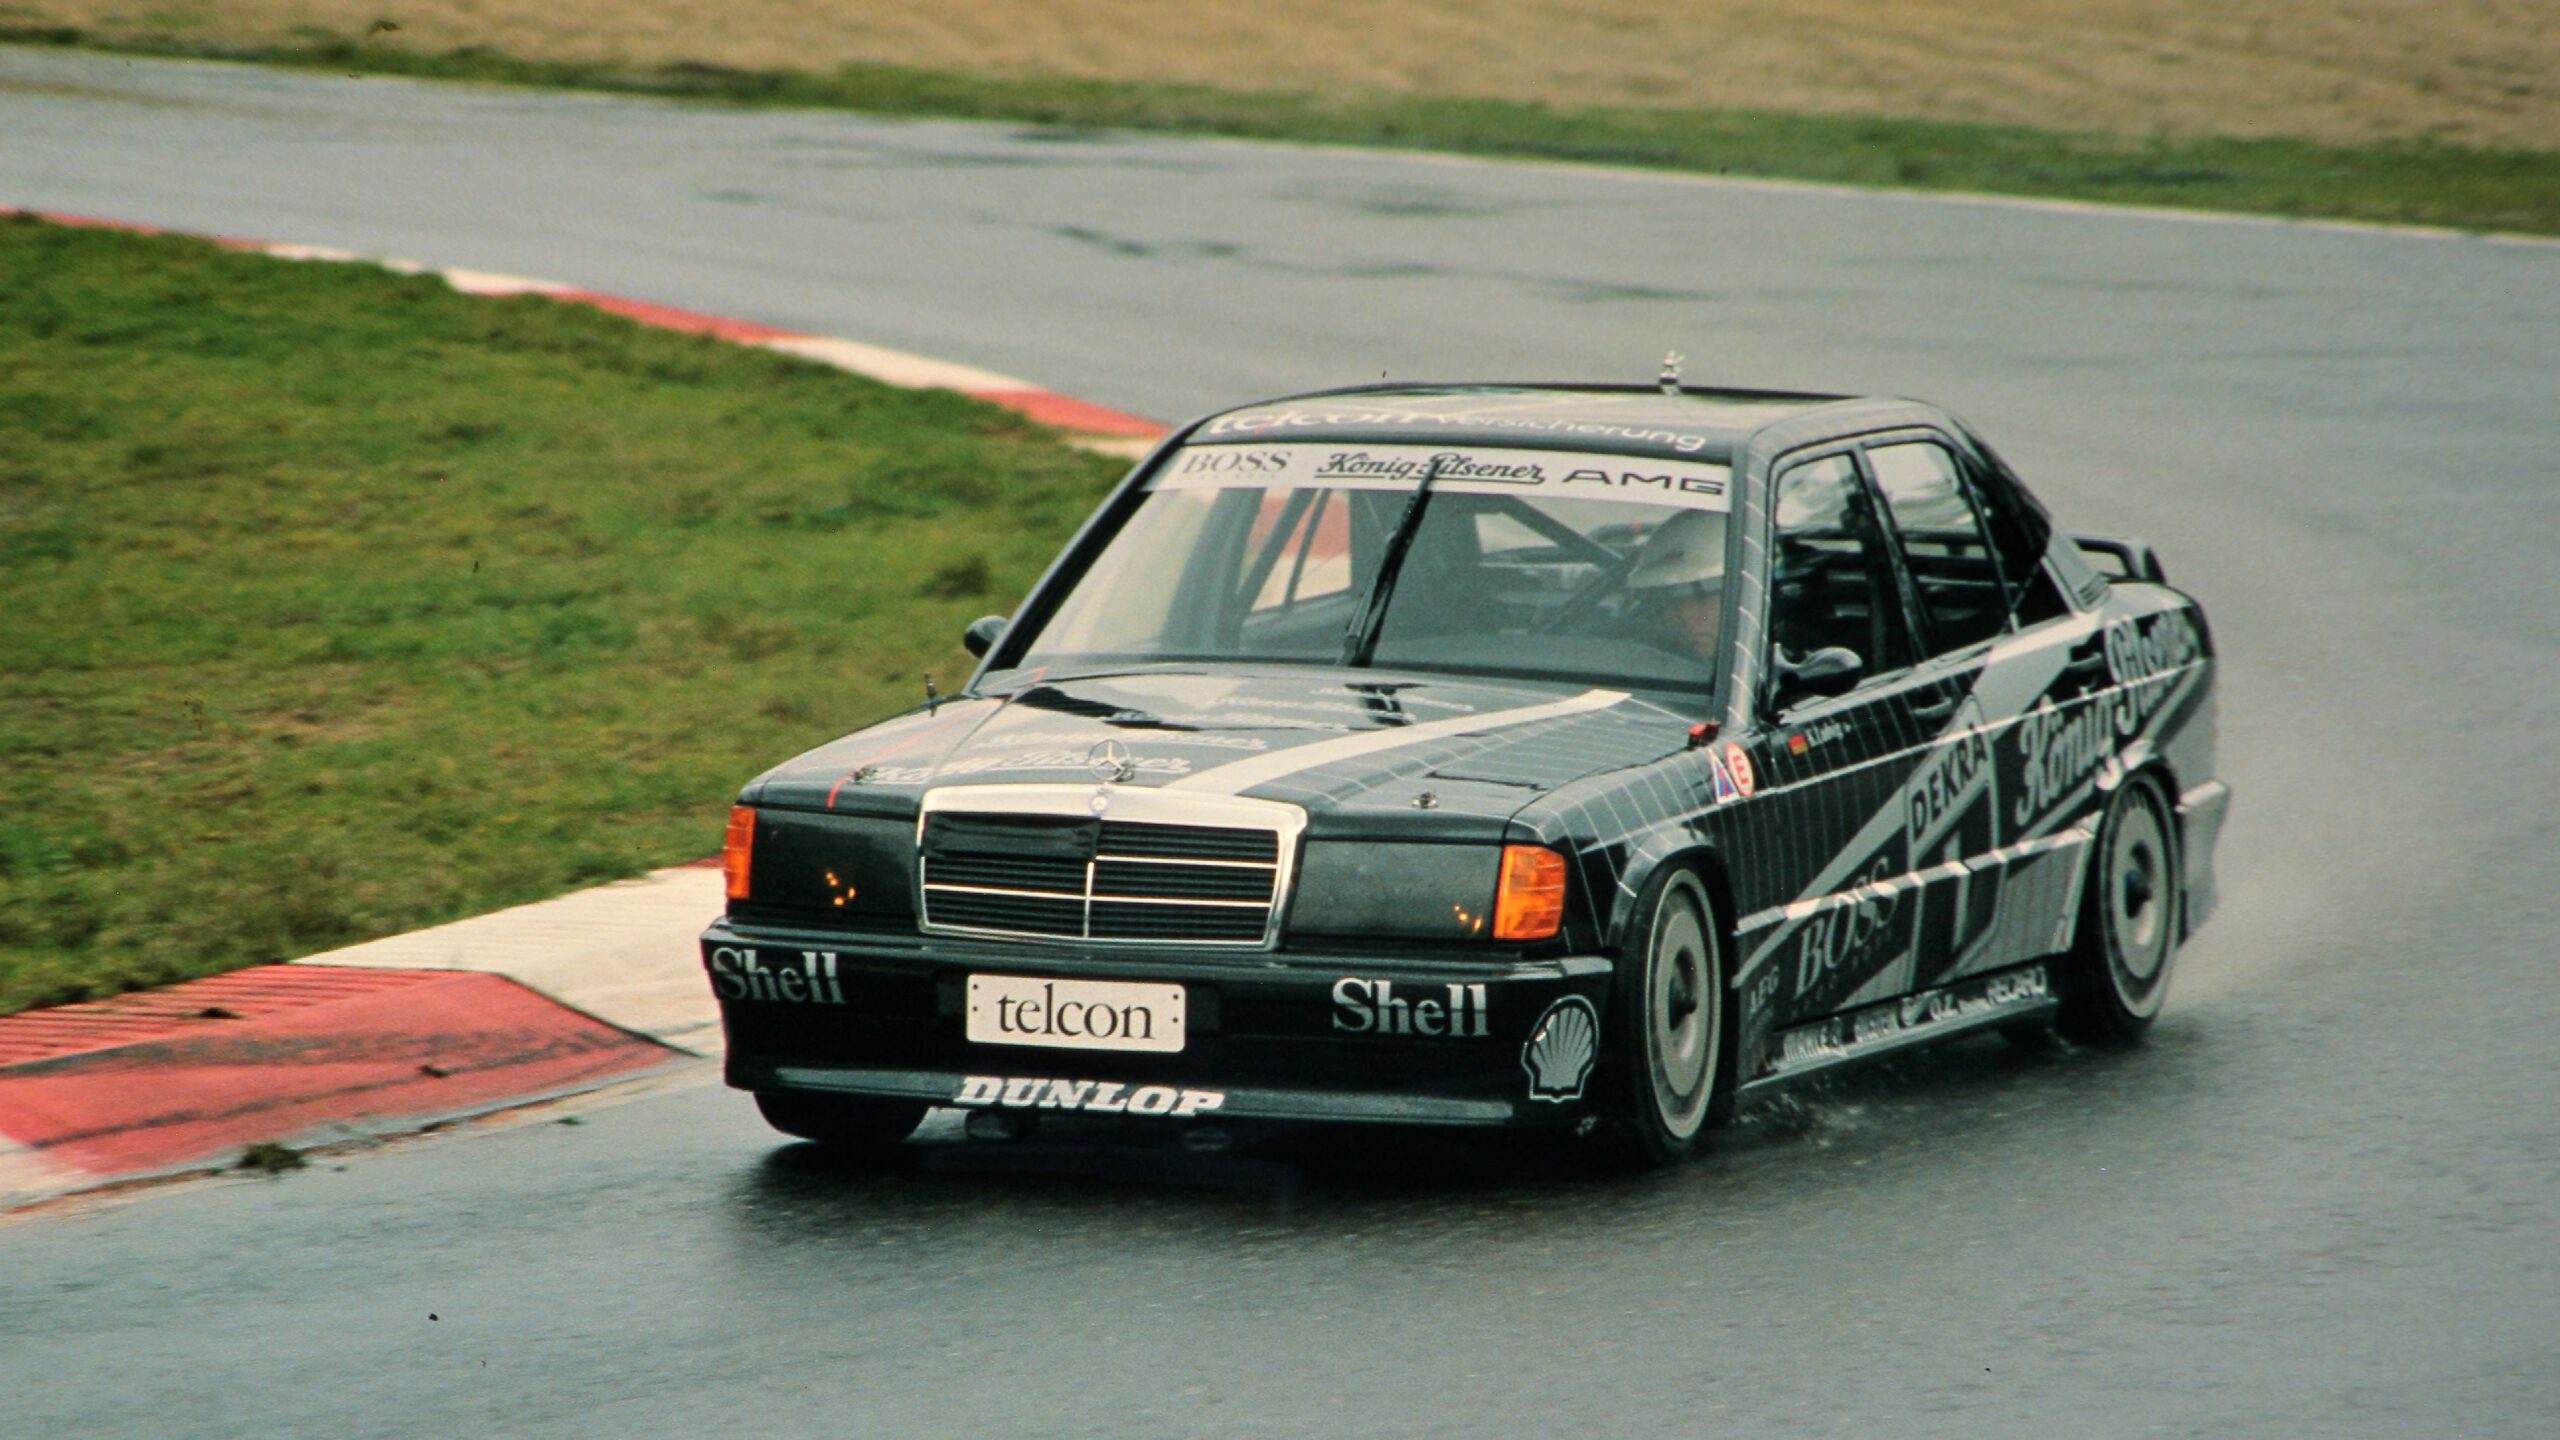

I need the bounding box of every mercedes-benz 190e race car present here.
[704,382,2227,1165]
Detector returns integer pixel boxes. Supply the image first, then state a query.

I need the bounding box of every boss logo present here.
[1175,448,1291,474]
[1791,858,1900,1000]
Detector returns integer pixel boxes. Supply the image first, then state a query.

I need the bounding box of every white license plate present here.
[965,975,1187,1054]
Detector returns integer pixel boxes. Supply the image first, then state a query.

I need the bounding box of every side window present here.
[1961,445,2072,626]
[1769,454,1915,678]
[1867,443,2009,655]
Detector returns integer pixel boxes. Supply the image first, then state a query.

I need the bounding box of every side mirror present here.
[1772,645,1863,711]
[961,614,1008,659]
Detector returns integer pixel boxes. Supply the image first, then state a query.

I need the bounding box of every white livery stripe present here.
[1164,689,1631,796]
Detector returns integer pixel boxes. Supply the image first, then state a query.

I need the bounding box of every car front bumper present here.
[704,920,1617,1129]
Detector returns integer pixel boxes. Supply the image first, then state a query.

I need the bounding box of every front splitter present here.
[744,1061,1535,1128]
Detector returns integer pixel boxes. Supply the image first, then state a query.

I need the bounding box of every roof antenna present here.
[924,673,940,714]
[1658,350,1685,396]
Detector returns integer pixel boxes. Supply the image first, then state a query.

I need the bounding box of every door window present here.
[1768,454,1915,679]
[1867,442,2009,655]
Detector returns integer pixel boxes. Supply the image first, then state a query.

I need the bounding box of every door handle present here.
[1911,694,1959,721]
[2062,635,2108,679]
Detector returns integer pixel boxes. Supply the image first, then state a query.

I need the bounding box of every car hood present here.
[746,668,1694,839]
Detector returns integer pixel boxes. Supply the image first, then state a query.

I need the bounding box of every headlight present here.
[1288,842,1500,941]
[727,808,917,928]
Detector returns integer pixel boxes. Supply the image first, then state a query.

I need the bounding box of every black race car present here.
[705,382,2227,1165]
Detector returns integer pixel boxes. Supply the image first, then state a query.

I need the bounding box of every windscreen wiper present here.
[1340,456,1445,666]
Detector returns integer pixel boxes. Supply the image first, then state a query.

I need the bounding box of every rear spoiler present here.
[2073,533,2167,584]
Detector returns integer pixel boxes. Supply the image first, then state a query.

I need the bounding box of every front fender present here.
[1598,836,1737,972]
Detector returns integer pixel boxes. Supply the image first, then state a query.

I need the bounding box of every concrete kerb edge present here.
[1,1060,719,1222]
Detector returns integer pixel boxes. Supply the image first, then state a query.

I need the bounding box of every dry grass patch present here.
[17,0,2558,148]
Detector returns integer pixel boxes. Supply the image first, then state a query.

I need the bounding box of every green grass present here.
[0,216,1121,1015]
[8,27,2560,235]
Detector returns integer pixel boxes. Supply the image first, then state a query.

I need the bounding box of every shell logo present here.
[1522,997,1600,1103]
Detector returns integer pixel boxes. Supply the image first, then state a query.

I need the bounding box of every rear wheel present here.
[1602,869,1735,1168]
[2055,774,2182,1046]
[754,1092,927,1152]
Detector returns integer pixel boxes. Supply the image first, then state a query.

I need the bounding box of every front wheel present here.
[754,1092,926,1152]
[2054,774,2182,1046]
[1600,869,1735,1168]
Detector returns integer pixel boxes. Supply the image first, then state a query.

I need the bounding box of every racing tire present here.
[1597,869,1736,1169]
[754,1092,927,1152]
[2053,773,2182,1046]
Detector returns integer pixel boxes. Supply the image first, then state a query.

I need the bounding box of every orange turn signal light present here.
[1494,844,1567,942]
[723,805,756,902]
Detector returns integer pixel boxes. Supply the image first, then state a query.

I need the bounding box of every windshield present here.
[1015,443,1735,692]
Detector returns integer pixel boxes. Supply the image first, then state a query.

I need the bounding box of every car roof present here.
[1186,382,1892,464]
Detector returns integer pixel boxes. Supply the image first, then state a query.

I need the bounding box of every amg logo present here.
[1559,467,1724,496]
[1331,979,1491,1038]
[709,947,846,1005]
[953,1076,1225,1117]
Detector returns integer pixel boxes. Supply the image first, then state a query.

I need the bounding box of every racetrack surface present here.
[4,47,2557,1438]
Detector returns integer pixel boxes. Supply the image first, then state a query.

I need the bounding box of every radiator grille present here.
[920,811,1286,946]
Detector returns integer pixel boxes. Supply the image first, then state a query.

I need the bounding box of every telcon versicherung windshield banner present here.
[1154,443,1732,512]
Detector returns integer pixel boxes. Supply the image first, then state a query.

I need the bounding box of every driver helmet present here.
[1628,509,1728,595]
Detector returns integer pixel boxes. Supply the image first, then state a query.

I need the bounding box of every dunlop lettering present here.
[955,1076,1225,1117]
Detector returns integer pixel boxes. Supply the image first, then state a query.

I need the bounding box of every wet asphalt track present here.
[3,47,2557,1438]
